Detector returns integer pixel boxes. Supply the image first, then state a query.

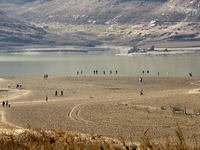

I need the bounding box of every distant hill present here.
[0,0,200,48]
[0,11,101,49]
[0,12,49,48]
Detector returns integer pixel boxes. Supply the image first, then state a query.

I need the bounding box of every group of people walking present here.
[7,83,23,89]
[142,70,193,76]
[77,71,83,75]
[44,74,48,79]
[2,100,10,107]
[16,83,22,89]
[46,90,64,101]
[142,70,167,76]
[76,70,118,75]
[94,70,118,75]
[55,90,63,97]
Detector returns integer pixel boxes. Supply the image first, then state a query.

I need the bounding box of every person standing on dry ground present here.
[55,91,58,96]
[167,71,169,75]
[6,100,8,107]
[2,101,5,107]
[140,90,143,96]
[139,77,142,83]
[142,70,144,75]
[46,95,48,101]
[189,72,192,77]
[60,91,63,96]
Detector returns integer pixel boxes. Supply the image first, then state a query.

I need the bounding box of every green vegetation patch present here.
[41,25,107,35]
[41,24,139,36]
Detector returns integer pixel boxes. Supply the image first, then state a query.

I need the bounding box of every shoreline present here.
[1,46,200,56]
[0,45,130,54]
[117,47,200,56]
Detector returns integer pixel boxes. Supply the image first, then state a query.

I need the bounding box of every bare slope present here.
[0,12,47,47]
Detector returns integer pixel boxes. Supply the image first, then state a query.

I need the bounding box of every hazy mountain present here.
[0,0,200,48]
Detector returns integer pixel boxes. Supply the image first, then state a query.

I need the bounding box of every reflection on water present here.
[0,53,199,77]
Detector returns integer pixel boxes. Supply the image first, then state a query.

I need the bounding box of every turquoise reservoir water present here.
[0,53,199,77]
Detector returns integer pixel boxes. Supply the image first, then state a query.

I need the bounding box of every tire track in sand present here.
[68,98,126,124]
[0,89,31,129]
[68,93,200,129]
[67,98,159,127]
[0,89,31,101]
[191,81,200,86]
[188,81,200,94]
[0,110,23,129]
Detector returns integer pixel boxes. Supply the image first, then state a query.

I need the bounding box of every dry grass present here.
[139,123,200,150]
[0,124,137,150]
[0,123,200,150]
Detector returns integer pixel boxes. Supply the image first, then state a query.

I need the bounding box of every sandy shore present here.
[1,46,200,56]
[117,47,200,56]
[0,45,129,54]
[0,74,200,145]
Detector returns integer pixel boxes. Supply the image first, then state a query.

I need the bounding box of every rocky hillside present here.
[1,0,199,25]
[0,11,100,49]
[0,0,200,48]
[0,12,49,48]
